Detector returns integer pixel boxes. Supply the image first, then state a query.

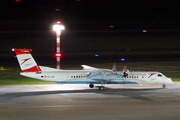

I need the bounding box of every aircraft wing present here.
[82,65,117,74]
[82,65,124,81]
[86,71,123,81]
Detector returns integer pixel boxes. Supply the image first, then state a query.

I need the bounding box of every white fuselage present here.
[123,71,172,84]
[20,70,173,85]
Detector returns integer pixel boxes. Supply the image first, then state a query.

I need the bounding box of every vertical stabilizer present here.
[12,48,42,72]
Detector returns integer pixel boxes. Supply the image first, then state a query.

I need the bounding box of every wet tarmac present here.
[0,83,180,120]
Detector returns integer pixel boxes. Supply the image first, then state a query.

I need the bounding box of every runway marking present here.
[0,109,25,120]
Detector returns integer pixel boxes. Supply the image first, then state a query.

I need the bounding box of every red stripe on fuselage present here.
[148,73,156,78]
[21,65,42,72]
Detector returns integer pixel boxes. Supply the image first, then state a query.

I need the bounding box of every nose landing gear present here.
[162,84,166,88]
[99,86,104,91]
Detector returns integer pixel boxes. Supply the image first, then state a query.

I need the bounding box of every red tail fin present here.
[12,48,42,72]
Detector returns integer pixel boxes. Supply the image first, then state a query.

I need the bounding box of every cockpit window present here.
[158,74,162,77]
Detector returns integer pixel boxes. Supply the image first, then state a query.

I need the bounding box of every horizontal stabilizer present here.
[81,65,98,70]
[39,66,61,71]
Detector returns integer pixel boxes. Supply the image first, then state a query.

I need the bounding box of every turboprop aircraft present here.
[12,48,173,91]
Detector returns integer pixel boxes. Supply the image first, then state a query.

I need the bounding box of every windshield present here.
[158,74,163,77]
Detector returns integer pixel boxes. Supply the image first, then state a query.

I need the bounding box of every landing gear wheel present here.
[99,86,104,91]
[162,84,166,88]
[89,84,94,88]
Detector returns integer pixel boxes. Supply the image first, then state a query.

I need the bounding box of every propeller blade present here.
[123,65,127,72]
[112,62,116,71]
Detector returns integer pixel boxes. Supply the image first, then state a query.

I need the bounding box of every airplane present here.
[12,48,173,91]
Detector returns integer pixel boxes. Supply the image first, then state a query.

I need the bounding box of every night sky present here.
[1,0,180,29]
[0,0,180,56]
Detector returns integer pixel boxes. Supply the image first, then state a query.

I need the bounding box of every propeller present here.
[82,63,129,77]
[123,65,128,78]
[111,63,129,77]
[111,63,118,75]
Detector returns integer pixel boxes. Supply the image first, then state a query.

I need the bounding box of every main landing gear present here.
[89,84,94,88]
[89,84,105,91]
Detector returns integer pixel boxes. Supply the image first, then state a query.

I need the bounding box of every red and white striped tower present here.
[53,21,65,69]
[56,30,61,69]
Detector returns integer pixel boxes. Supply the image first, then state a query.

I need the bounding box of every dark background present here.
[0,0,180,65]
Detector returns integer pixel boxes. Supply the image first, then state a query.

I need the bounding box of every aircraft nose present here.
[167,78,173,83]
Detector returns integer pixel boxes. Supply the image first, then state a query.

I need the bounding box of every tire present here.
[89,84,94,88]
[162,84,166,88]
[99,86,104,91]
